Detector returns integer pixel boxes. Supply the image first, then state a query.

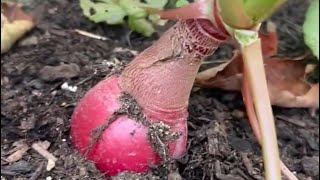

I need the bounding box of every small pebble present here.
[231,110,245,119]
[19,36,38,46]
[168,172,182,180]
[61,82,78,92]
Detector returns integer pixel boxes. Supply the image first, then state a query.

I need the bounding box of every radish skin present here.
[71,19,228,176]
[120,19,228,116]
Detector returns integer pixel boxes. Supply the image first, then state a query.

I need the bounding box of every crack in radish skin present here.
[71,19,229,177]
[120,19,228,117]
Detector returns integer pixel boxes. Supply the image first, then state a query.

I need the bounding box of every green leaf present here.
[148,14,167,26]
[128,17,155,37]
[303,0,319,59]
[79,0,167,37]
[175,0,189,7]
[119,0,147,18]
[79,0,126,24]
[145,0,168,8]
[243,0,286,24]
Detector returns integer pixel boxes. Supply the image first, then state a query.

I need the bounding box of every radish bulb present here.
[71,19,229,177]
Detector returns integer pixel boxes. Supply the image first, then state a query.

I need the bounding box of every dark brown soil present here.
[1,0,319,180]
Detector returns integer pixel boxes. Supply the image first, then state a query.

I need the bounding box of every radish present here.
[71,0,297,179]
[71,14,229,177]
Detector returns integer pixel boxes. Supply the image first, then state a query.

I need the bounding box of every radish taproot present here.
[71,18,229,177]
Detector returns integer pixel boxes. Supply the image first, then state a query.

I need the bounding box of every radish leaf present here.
[145,0,168,8]
[118,0,147,18]
[176,0,189,7]
[80,0,126,24]
[303,0,319,59]
[80,0,168,37]
[128,17,155,37]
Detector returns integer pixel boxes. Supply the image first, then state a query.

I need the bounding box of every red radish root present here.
[71,19,229,177]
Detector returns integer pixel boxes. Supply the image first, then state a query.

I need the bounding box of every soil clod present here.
[301,156,319,177]
[39,63,80,81]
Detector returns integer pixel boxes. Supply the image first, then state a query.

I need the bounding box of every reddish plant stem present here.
[120,19,229,124]
[159,0,211,20]
[242,71,299,180]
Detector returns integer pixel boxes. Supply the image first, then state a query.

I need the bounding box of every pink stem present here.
[159,0,211,20]
[120,19,229,124]
[159,0,229,36]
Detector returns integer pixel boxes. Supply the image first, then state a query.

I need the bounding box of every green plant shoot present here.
[218,0,286,29]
